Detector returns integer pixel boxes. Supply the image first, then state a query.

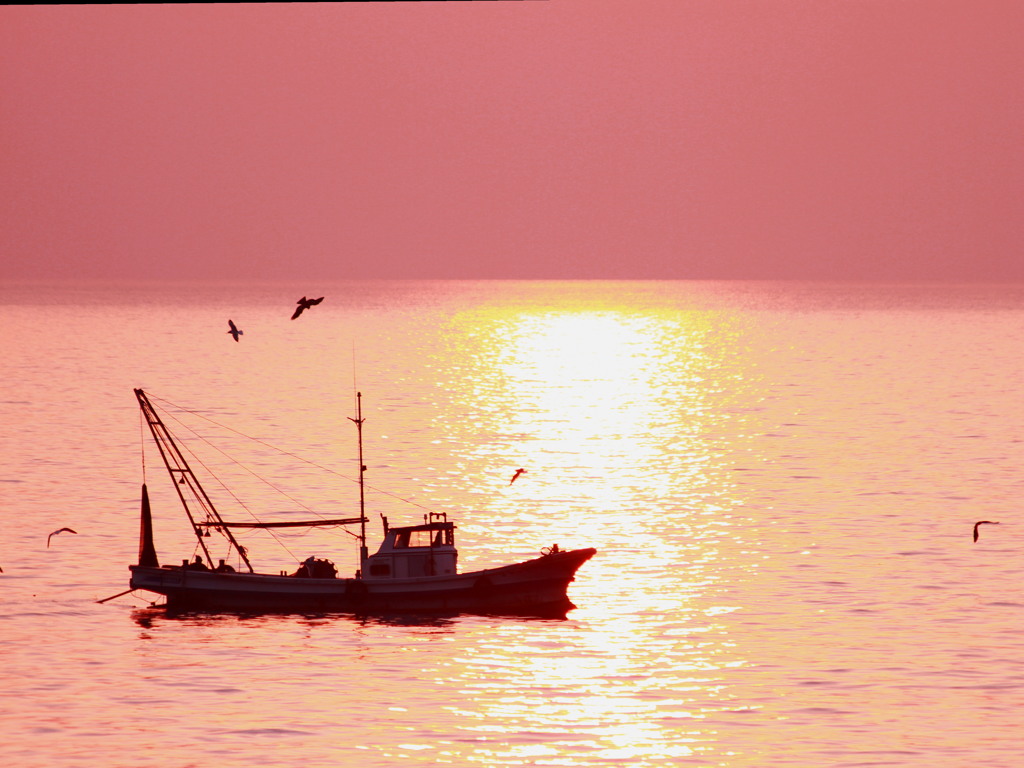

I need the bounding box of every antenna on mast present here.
[351,341,358,393]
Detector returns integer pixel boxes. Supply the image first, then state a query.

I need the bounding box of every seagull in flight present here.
[291,296,324,320]
[48,527,78,548]
[227,319,243,342]
[510,468,526,485]
[973,520,1000,542]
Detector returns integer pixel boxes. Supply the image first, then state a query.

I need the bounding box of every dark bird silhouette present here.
[291,296,324,320]
[973,520,1000,542]
[48,527,78,548]
[227,319,243,342]
[510,468,526,485]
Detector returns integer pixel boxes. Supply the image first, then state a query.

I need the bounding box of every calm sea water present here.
[2,280,1023,767]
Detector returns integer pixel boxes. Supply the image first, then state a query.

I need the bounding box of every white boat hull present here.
[129,547,596,617]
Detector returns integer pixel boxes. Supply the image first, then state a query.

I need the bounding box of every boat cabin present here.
[363,517,458,580]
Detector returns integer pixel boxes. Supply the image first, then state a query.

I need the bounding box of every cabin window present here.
[409,529,453,548]
[410,530,433,548]
[369,563,391,576]
[392,528,453,549]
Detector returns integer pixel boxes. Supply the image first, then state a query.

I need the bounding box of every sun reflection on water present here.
[440,613,747,764]
[436,301,749,511]
[416,292,761,764]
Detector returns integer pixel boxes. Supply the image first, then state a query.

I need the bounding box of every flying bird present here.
[510,468,526,485]
[227,319,243,342]
[48,527,78,548]
[973,520,1000,542]
[291,296,324,320]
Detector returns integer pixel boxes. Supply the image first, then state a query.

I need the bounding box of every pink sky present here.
[2,1,1022,281]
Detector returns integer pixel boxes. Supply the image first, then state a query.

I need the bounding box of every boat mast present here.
[348,391,368,571]
[134,389,255,573]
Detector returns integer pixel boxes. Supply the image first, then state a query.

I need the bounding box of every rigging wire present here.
[158,411,361,540]
[150,393,442,516]
[152,408,301,563]
[161,408,318,519]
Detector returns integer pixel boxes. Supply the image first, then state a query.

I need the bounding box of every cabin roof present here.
[388,521,456,535]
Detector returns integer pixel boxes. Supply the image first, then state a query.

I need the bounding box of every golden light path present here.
[417,296,757,765]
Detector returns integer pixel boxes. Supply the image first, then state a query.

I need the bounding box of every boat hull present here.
[129,547,596,618]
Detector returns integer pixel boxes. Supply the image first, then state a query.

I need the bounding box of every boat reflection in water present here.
[125,389,595,619]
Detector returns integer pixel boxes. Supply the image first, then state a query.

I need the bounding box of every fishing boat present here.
[126,389,595,617]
